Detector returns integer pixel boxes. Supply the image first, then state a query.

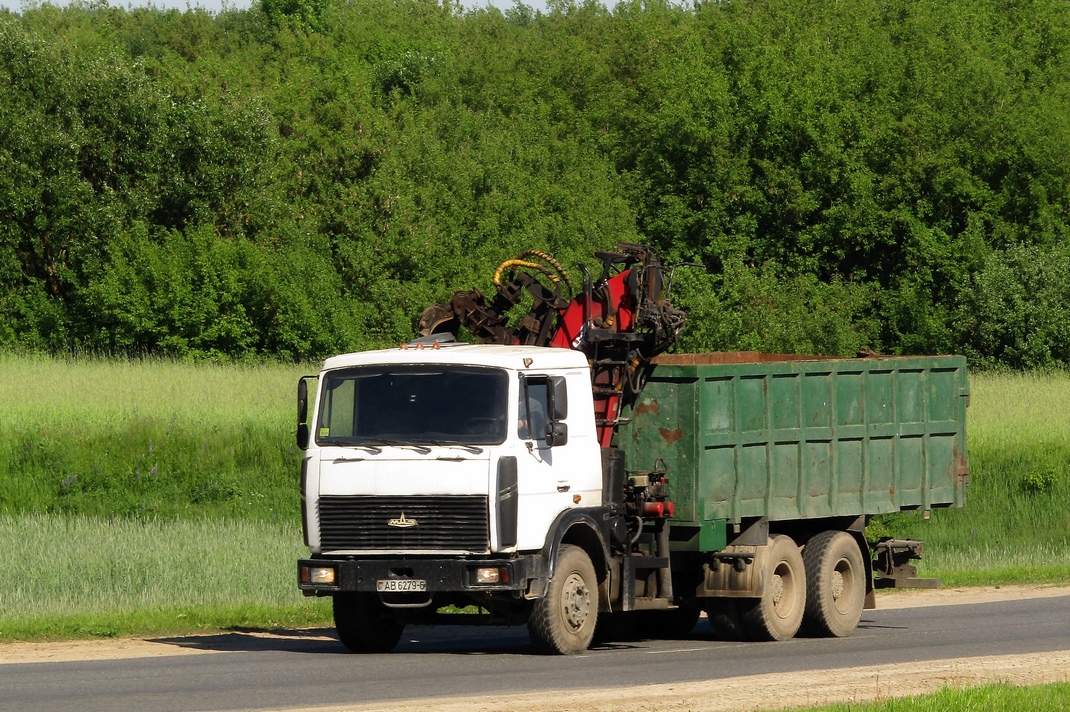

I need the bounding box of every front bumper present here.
[298,554,548,596]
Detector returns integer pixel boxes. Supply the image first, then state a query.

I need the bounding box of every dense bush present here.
[958,243,1070,369]
[2,0,1070,363]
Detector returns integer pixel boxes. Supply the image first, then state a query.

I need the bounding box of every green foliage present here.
[261,0,333,33]
[3,1,1070,363]
[75,223,356,359]
[958,243,1070,369]
[1022,467,1059,496]
[673,259,879,356]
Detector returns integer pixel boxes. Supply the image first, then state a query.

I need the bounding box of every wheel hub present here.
[831,569,845,600]
[770,573,785,606]
[562,572,590,630]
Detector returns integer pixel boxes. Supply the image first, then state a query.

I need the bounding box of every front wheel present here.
[528,544,598,654]
[333,592,405,653]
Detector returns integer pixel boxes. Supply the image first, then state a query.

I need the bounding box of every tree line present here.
[2,0,1069,367]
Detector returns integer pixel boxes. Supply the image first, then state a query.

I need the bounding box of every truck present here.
[296,245,969,654]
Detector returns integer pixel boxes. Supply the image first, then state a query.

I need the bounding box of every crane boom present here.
[418,244,686,447]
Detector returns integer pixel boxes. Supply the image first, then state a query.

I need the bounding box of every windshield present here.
[315,365,509,447]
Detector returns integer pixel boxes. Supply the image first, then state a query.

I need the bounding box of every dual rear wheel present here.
[740,534,807,641]
[802,530,867,638]
[706,532,866,641]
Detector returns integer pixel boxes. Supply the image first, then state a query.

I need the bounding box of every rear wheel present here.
[803,530,866,637]
[528,544,598,654]
[704,598,748,641]
[741,535,806,641]
[593,611,640,643]
[638,607,702,639]
[333,593,405,653]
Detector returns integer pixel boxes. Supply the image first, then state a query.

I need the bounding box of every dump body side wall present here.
[618,355,969,534]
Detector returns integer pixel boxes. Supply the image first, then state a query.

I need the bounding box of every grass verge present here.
[0,513,330,641]
[782,682,1070,711]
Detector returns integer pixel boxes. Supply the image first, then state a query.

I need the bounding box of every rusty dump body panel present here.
[617,353,969,540]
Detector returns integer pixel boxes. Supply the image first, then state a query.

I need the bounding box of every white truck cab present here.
[297,339,612,654]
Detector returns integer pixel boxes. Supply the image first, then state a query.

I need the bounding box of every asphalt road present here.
[3,594,1069,712]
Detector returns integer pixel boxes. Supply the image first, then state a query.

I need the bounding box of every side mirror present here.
[297,376,315,450]
[545,376,568,446]
[297,378,309,422]
[551,376,568,420]
[520,375,568,445]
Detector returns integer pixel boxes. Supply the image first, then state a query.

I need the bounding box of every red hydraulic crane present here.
[418,244,686,448]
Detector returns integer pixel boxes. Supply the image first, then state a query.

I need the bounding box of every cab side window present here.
[518,378,549,440]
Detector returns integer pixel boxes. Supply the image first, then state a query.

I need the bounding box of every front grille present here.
[318,495,489,551]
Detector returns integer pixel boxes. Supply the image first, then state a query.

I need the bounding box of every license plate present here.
[376,578,427,592]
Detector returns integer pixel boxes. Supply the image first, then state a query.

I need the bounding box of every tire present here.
[637,607,702,639]
[704,598,748,641]
[802,530,866,638]
[593,611,640,643]
[740,535,806,641]
[333,593,405,653]
[528,544,598,654]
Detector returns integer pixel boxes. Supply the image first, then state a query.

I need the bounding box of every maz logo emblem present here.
[387,513,418,528]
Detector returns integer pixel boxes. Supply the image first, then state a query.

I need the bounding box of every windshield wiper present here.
[318,439,382,454]
[318,438,357,447]
[363,439,432,455]
[427,441,484,455]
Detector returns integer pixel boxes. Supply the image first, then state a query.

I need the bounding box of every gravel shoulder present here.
[292,649,1070,712]
[2,585,1068,712]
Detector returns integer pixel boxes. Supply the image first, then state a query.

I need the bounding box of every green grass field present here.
[0,354,332,639]
[876,372,1070,584]
[781,683,1070,711]
[0,354,308,521]
[0,513,329,640]
[0,356,1068,640]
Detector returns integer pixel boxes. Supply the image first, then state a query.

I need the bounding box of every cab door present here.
[513,374,576,550]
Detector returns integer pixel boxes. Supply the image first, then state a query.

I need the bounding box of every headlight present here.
[474,567,508,585]
[300,565,337,585]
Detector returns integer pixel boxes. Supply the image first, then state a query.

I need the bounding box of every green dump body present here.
[618,353,969,548]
